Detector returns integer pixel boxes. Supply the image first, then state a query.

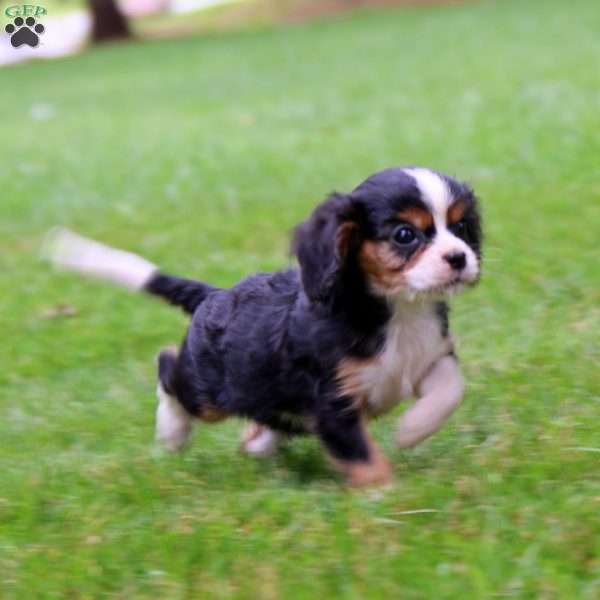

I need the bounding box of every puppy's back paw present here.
[156,382,192,452]
[240,423,281,458]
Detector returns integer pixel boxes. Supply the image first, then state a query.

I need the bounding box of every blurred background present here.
[1,0,599,598]
[1,0,457,65]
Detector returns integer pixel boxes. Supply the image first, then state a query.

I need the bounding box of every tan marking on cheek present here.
[359,240,405,292]
[359,240,426,294]
[396,207,434,231]
[447,199,468,225]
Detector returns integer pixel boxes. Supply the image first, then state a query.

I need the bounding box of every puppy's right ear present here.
[292,193,361,303]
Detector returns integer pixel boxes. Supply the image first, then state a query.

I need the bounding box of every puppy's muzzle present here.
[443,251,467,272]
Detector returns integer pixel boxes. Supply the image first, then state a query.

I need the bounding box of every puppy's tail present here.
[43,228,215,315]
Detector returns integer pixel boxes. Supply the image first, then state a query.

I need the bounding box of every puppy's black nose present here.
[444,251,466,271]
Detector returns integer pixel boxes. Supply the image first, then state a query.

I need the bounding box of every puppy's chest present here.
[338,308,452,416]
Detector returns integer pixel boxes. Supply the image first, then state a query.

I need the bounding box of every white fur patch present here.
[404,168,452,222]
[156,383,193,452]
[359,302,453,417]
[43,227,158,291]
[403,230,479,294]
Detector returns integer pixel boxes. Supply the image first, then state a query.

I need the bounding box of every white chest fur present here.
[362,303,452,417]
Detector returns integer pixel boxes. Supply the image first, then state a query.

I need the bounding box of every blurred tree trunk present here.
[88,0,131,43]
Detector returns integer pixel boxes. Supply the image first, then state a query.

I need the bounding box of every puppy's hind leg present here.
[156,348,193,452]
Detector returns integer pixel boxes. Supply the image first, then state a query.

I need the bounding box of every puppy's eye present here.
[392,225,418,246]
[451,220,467,236]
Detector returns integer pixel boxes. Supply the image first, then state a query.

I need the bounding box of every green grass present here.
[1,0,600,597]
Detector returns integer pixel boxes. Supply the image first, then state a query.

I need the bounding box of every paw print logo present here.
[5,16,45,48]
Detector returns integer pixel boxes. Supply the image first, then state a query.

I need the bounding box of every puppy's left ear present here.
[292,192,361,303]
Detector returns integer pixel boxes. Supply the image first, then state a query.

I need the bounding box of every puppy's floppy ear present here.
[292,192,361,302]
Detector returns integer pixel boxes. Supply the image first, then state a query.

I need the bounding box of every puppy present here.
[46,167,482,487]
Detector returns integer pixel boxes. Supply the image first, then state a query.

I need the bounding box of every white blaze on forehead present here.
[401,168,480,294]
[404,168,452,224]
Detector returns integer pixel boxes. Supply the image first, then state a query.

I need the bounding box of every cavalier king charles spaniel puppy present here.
[47,167,482,487]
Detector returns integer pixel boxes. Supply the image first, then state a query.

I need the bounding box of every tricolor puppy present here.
[46,167,482,487]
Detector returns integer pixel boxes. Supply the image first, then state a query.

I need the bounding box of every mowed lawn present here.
[1,0,599,597]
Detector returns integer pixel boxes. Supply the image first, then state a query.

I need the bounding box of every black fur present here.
[155,167,481,470]
[145,273,216,314]
[435,301,450,338]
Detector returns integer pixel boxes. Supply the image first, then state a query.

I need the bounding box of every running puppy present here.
[46,167,482,487]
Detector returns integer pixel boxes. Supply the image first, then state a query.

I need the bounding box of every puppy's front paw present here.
[240,423,280,458]
[343,453,393,488]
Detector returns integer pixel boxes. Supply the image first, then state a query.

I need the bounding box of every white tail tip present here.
[42,227,158,291]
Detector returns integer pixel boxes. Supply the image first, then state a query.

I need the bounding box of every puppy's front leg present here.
[318,403,392,487]
[396,354,464,448]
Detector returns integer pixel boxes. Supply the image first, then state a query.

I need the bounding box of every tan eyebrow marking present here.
[396,207,434,231]
[447,199,468,224]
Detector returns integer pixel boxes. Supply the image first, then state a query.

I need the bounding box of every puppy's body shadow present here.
[275,441,335,485]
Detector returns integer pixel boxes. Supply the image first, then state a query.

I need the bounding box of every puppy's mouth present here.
[443,278,468,295]
[446,275,466,288]
[428,279,465,296]
[437,272,480,294]
[405,273,479,300]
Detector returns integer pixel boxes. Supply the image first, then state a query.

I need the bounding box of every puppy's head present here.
[293,167,482,303]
